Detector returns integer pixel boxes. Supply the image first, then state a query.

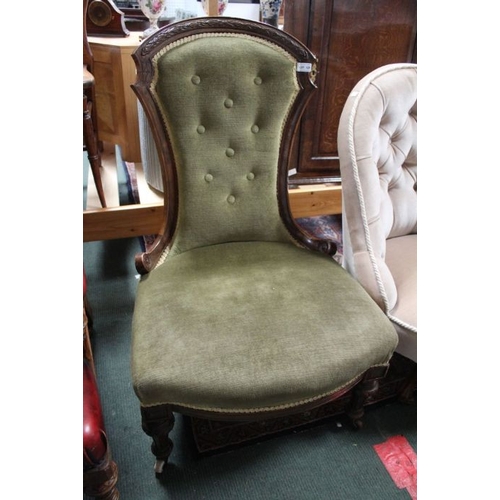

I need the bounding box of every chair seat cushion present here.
[385,234,417,361]
[132,241,398,413]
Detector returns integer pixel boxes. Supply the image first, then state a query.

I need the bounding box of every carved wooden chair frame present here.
[131,17,390,475]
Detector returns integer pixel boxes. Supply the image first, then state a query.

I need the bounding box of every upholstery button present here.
[191,75,201,85]
[227,195,236,204]
[254,77,262,85]
[204,173,213,182]
[246,172,255,181]
[251,125,260,133]
[225,148,235,157]
[224,98,234,108]
[197,125,206,134]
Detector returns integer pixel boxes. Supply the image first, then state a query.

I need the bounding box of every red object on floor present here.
[374,435,417,499]
[83,360,107,468]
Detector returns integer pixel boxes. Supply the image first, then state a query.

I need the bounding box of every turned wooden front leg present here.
[398,365,417,404]
[346,365,389,429]
[140,405,175,475]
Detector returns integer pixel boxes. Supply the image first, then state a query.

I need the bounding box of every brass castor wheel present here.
[154,459,166,477]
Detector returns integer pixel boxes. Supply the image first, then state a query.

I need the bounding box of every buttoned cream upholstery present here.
[338,63,417,362]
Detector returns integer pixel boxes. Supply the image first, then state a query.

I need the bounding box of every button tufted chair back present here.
[132,18,322,270]
[338,63,417,362]
[129,18,401,477]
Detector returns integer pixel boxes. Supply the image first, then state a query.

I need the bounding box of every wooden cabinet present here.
[89,33,142,163]
[284,0,417,183]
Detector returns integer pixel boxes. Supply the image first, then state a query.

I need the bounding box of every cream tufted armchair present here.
[130,18,399,476]
[338,63,417,380]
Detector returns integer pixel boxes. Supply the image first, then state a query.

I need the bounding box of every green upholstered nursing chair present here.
[338,63,417,400]
[130,17,399,476]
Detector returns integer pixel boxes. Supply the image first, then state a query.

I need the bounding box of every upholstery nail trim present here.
[138,364,390,413]
[345,63,417,320]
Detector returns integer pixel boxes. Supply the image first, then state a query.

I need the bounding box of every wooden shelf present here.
[289,184,342,218]
[83,185,342,242]
[83,145,342,242]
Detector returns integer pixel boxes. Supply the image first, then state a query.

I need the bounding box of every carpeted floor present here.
[83,241,417,500]
[83,153,416,499]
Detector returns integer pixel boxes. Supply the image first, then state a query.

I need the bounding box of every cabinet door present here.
[285,0,417,183]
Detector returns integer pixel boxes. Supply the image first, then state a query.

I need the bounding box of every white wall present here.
[161,0,187,18]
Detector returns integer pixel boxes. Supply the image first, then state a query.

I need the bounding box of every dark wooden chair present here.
[130,17,399,477]
[84,0,106,208]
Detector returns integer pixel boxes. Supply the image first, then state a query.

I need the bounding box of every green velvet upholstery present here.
[132,241,398,412]
[131,19,398,419]
[151,35,297,256]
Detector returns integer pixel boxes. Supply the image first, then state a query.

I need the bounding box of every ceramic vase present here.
[201,0,229,16]
[138,0,167,38]
[260,0,283,27]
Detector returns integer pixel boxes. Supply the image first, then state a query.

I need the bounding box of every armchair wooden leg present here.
[346,365,389,429]
[398,365,417,404]
[347,379,378,429]
[141,405,175,475]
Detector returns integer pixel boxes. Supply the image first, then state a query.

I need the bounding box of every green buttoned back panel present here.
[150,34,298,257]
[131,26,400,413]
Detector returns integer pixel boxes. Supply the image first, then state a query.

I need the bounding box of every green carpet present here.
[83,236,416,499]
